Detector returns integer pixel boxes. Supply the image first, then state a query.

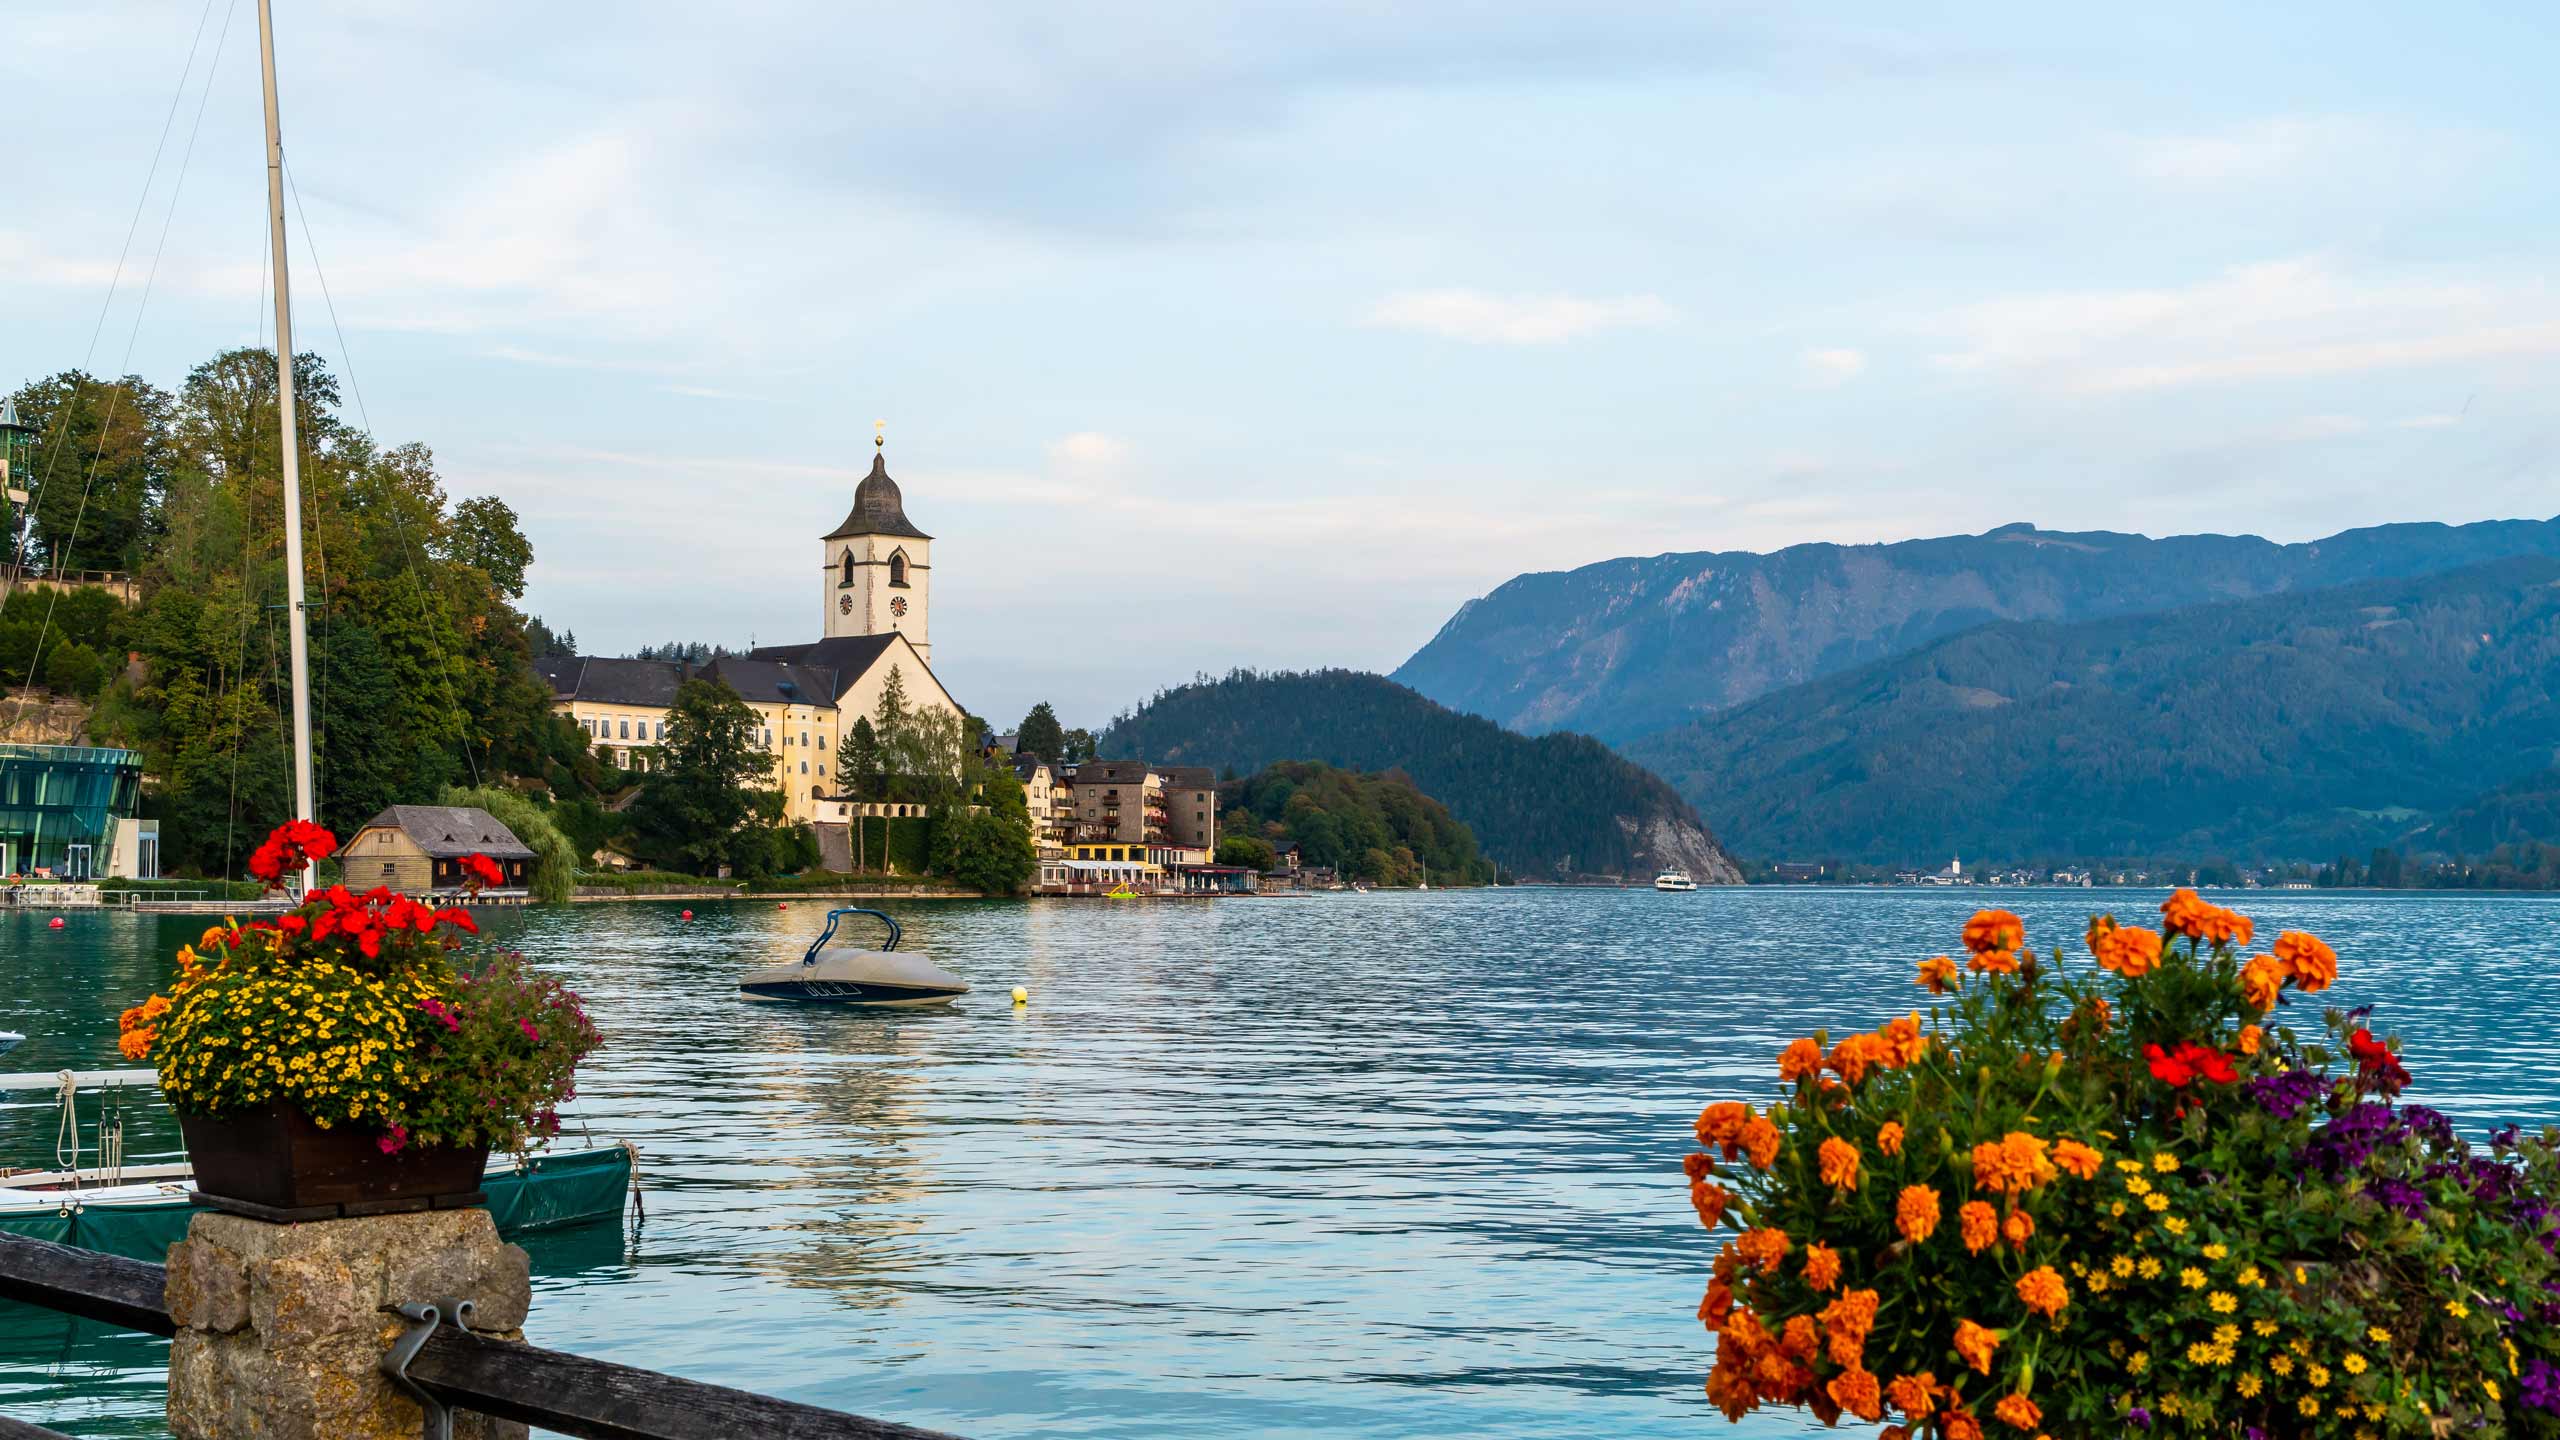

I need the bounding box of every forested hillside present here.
[1101,669,1740,881]
[1219,761,1494,885]
[9,351,596,875]
[1395,517,2560,742]
[1623,558,2560,864]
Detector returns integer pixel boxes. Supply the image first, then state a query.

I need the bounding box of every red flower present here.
[2146,1040,2238,1089]
[2347,1027,2412,1093]
[436,906,480,935]
[243,820,342,890]
[459,853,504,892]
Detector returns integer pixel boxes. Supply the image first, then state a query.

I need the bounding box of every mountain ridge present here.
[1393,515,2560,743]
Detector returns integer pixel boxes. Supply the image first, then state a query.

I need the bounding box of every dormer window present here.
[888,551,909,588]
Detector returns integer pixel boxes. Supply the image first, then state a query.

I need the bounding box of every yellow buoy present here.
[1011,986,1029,1006]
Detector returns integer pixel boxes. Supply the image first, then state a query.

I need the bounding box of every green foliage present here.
[625,678,789,876]
[439,785,578,904]
[855,814,932,875]
[1102,668,1711,878]
[1015,701,1065,763]
[1216,834,1277,871]
[841,715,884,801]
[928,759,1035,894]
[39,640,103,696]
[1630,557,2560,867]
[7,370,171,574]
[1220,760,1493,885]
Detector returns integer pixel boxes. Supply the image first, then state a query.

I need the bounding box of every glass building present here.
[0,744,144,880]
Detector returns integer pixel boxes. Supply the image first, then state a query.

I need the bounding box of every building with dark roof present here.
[346,805,535,895]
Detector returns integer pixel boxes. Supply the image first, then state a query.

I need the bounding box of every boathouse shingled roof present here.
[358,805,537,860]
[823,452,932,541]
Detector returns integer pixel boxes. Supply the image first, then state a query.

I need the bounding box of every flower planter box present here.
[180,1106,489,1222]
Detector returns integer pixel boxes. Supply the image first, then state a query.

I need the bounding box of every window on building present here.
[840,550,856,587]
[656,721,666,739]
[818,734,827,750]
[763,728,773,746]
[619,719,630,738]
[800,760,809,774]
[888,551,908,587]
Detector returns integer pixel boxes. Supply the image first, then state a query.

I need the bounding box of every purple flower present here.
[2370,1177,2429,1219]
[2249,1068,2328,1121]
[2128,1406,2153,1429]
[2523,1358,2560,1414]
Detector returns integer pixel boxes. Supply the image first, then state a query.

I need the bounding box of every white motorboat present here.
[1654,869,1698,892]
[738,908,970,1007]
[0,1034,19,1057]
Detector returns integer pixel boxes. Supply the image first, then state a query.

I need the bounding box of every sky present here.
[8,2,2559,727]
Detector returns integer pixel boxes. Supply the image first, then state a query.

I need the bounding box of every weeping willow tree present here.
[440,785,578,904]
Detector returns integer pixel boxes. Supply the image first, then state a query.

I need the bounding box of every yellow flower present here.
[2152,1152,2179,1173]
[2271,1355,2295,1377]
[2208,1291,2236,1313]
[2128,1350,2149,1375]
[2254,1319,2280,1337]
[2144,1192,2170,1213]
[2111,1255,2134,1278]
[2179,1267,2206,1290]
[2344,1353,2367,1375]
[2137,1257,2163,1280]
[2238,1372,2263,1398]
[2212,1323,2239,1346]
[2200,1242,2228,1261]
[2366,1325,2391,1345]
[2161,1215,2188,1235]
[2486,1379,2503,1402]
[2237,1265,2262,1287]
[2447,1300,2470,1319]
[2299,1396,2319,1417]
[2124,1174,2153,1196]
[2109,1200,2126,1217]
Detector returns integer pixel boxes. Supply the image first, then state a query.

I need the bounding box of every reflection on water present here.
[2,888,2555,1437]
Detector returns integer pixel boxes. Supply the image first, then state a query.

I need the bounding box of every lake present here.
[2,887,2556,1437]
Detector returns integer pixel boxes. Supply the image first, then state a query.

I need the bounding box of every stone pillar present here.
[163,1209,531,1440]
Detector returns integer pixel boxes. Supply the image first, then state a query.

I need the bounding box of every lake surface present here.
[2,887,2556,1438]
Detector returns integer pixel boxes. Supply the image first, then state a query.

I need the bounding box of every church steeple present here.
[819,426,932,661]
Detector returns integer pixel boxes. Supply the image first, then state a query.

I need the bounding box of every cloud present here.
[1045,431,1129,469]
[1929,257,2560,393]
[2394,413,2462,429]
[1364,289,1674,344]
[2128,116,2349,185]
[1802,347,1867,385]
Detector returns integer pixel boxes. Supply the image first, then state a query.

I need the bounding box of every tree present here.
[8,370,173,575]
[1060,727,1097,763]
[931,758,1035,894]
[843,715,884,801]
[1216,835,1277,872]
[445,495,533,600]
[1015,702,1065,763]
[523,616,576,658]
[625,678,780,875]
[441,785,579,903]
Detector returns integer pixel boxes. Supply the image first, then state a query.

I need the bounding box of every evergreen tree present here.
[1015,701,1065,763]
[843,715,884,801]
[931,757,1035,894]
[625,678,779,875]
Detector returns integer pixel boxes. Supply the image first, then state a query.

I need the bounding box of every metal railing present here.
[0,1231,964,1440]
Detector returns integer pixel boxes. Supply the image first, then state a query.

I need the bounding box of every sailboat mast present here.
[256,0,318,883]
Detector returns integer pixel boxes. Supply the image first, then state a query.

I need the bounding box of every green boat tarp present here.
[0,1143,631,1262]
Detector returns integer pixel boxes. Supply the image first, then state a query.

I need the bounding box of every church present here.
[538,437,967,829]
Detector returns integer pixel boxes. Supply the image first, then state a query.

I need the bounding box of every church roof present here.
[703,656,840,709]
[823,451,932,541]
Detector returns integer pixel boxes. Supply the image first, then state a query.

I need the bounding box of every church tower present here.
[821,429,932,662]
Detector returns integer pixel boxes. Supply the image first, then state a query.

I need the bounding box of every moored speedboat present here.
[738,908,969,1006]
[1654,869,1697,891]
[0,1033,19,1058]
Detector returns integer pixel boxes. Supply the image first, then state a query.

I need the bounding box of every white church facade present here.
[538,438,966,827]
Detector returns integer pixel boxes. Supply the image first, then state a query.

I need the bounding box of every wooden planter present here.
[180,1106,489,1222]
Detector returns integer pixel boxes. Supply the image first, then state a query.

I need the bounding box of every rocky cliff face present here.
[1393,517,2560,743]
[0,691,93,745]
[1618,812,1745,884]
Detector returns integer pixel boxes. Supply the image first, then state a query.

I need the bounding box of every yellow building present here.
[539,440,965,828]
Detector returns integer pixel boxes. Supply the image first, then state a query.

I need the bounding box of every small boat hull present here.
[738,948,969,1007]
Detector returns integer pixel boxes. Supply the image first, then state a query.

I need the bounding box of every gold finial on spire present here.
[874,419,886,449]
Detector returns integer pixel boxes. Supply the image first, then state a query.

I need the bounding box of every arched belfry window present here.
[840,550,856,587]
[888,551,909,588]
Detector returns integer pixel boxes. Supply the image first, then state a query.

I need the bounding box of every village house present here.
[345,805,536,897]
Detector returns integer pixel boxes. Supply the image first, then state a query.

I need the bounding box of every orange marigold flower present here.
[1802,1242,1842,1293]
[1739,1115,1782,1170]
[1962,909,2024,955]
[1896,1184,1940,1244]
[1818,1136,1862,1191]
[1992,1392,2043,1431]
[1953,1319,2001,1375]
[1696,1100,1751,1153]
[1827,1366,1885,1423]
[1968,947,2020,975]
[2051,1138,2102,1180]
[1970,1131,2058,1194]
[1918,955,1961,993]
[1732,1227,1790,1271]
[2002,1207,2035,1249]
[1689,1178,1733,1231]
[2237,1023,2263,1055]
[2160,887,2212,939]
[139,993,172,1022]
[1819,1287,1880,1368]
[1780,1313,1819,1361]
[2094,925,2163,977]
[2084,913,2116,951]
[1878,1012,1928,1067]
[1778,1037,1826,1082]
[1959,1200,1998,1254]
[2239,955,2285,1011]
[1944,1411,1984,1440]
[1829,1033,1892,1085]
[2273,930,2338,993]
[2015,1264,2068,1317]
[1886,1372,1939,1419]
[1878,1121,1906,1157]
[117,1027,155,1061]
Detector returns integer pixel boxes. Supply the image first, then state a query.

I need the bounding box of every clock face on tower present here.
[890,596,908,617]
[838,595,853,615]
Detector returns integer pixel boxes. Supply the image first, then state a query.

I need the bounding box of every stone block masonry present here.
[164,1209,530,1440]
